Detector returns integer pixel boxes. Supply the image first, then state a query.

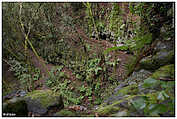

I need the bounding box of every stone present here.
[24,89,64,116]
[3,99,28,117]
[139,50,174,71]
[151,64,174,80]
[96,69,153,116]
[154,40,174,52]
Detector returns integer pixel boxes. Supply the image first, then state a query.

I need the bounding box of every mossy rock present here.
[139,50,174,71]
[25,90,64,115]
[115,84,138,96]
[96,104,120,116]
[151,64,174,79]
[96,84,139,116]
[54,109,77,117]
[3,99,28,117]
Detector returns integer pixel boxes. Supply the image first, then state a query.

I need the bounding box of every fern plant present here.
[7,58,40,91]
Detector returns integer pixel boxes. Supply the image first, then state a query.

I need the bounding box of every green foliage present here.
[104,46,128,54]
[79,85,87,93]
[85,87,92,97]
[3,3,174,116]
[46,66,87,105]
[8,58,40,91]
[46,66,66,87]
[84,2,99,39]
[129,33,152,51]
[109,3,123,39]
[130,78,175,116]
[51,80,81,105]
[98,76,174,116]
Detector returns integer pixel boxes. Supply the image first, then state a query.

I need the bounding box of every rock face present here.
[139,39,174,71]
[96,69,152,116]
[139,50,174,71]
[25,89,64,116]
[151,64,174,80]
[96,66,175,117]
[3,89,64,117]
[154,40,174,52]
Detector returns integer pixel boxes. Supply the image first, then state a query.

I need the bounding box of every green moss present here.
[153,50,174,65]
[96,94,144,116]
[151,64,174,79]
[25,90,62,108]
[167,50,174,60]
[140,50,174,70]
[115,84,138,96]
[125,56,137,76]
[55,109,77,116]
[97,105,120,116]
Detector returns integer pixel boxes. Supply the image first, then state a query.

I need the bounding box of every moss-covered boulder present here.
[96,84,140,116]
[96,65,175,117]
[25,89,64,116]
[53,109,77,117]
[3,98,28,117]
[151,64,174,80]
[115,84,138,96]
[96,69,152,116]
[139,50,174,71]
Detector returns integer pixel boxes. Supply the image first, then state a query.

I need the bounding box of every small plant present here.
[51,80,83,105]
[46,65,66,87]
[7,58,40,91]
[85,87,92,97]
[79,85,87,93]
